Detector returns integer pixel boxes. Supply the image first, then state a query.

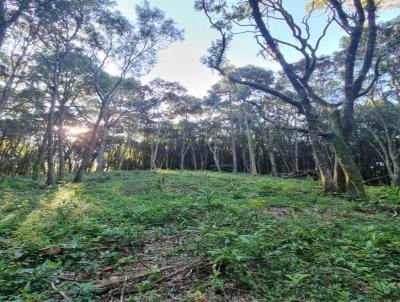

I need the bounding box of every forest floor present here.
[0,170,400,301]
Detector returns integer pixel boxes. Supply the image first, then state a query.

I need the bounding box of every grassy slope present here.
[0,170,399,301]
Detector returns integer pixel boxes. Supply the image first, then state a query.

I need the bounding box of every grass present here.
[0,170,399,301]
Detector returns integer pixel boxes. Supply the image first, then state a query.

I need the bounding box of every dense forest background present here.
[0,0,399,195]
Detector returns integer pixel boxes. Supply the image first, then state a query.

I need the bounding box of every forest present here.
[0,0,400,301]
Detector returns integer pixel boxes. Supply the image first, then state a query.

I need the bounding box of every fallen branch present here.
[95,264,178,288]
[103,259,213,297]
[43,278,73,301]
[120,275,128,302]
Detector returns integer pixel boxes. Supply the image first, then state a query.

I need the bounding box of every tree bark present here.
[150,139,160,170]
[33,130,48,180]
[46,84,58,185]
[58,103,65,178]
[190,146,197,170]
[74,113,103,183]
[269,149,278,177]
[329,111,367,198]
[294,131,299,172]
[96,137,107,172]
[208,144,222,173]
[230,108,238,173]
[333,159,347,193]
[242,105,257,176]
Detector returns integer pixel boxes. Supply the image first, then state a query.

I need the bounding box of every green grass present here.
[0,170,399,301]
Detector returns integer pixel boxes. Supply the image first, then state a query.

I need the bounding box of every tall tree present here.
[196,0,396,197]
[73,1,183,182]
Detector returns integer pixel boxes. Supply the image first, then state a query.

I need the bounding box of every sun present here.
[65,126,90,136]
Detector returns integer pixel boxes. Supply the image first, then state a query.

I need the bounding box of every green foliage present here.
[0,171,400,301]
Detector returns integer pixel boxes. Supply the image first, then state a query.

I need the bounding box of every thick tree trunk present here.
[269,149,278,177]
[96,119,110,173]
[334,159,347,193]
[303,107,334,193]
[390,157,400,187]
[329,111,366,198]
[96,138,106,172]
[309,131,334,193]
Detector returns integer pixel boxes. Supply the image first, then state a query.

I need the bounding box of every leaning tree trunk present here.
[303,107,334,193]
[208,145,222,173]
[308,128,334,193]
[74,114,103,183]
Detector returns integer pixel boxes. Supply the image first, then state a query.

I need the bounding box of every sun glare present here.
[65,126,90,136]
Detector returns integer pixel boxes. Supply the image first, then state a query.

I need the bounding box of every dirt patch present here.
[54,233,216,301]
[259,207,293,219]
[122,182,151,196]
[352,206,399,218]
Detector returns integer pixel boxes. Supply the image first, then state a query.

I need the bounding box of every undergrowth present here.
[0,170,399,301]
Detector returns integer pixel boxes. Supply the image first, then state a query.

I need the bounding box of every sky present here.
[116,0,400,97]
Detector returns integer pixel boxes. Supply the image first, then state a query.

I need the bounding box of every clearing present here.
[0,171,399,301]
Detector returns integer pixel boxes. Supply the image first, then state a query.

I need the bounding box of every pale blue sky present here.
[116,0,400,97]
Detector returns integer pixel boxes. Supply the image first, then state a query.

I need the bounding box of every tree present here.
[196,0,394,198]
[0,0,33,50]
[73,1,183,182]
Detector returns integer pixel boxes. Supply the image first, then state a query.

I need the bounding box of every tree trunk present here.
[74,114,103,183]
[329,111,366,198]
[269,149,278,177]
[309,131,334,193]
[303,107,334,193]
[333,158,347,193]
[294,131,299,172]
[32,130,48,179]
[46,87,58,185]
[150,139,160,170]
[392,162,400,187]
[58,103,65,179]
[96,137,107,172]
[180,149,185,170]
[212,149,222,172]
[230,113,238,173]
[191,146,197,170]
[242,105,257,176]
